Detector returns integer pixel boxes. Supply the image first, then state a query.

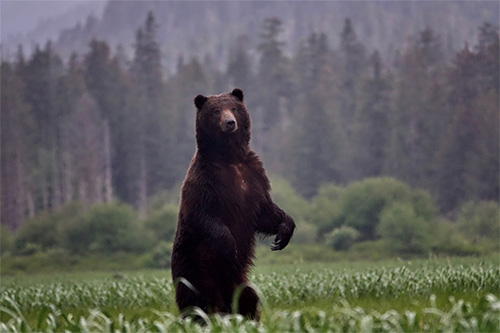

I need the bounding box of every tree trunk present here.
[51,149,62,209]
[61,150,73,203]
[137,151,147,218]
[103,120,113,203]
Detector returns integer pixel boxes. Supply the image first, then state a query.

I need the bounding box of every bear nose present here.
[226,119,236,130]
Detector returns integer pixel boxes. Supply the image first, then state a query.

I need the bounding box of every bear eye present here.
[214,109,221,115]
[231,107,236,112]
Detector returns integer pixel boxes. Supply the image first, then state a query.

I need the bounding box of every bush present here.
[150,241,172,268]
[12,202,85,255]
[457,201,499,253]
[292,221,318,244]
[325,226,360,251]
[13,212,60,255]
[377,202,431,254]
[269,176,309,222]
[457,201,499,241]
[60,202,147,254]
[307,183,344,237]
[339,178,413,240]
[1,224,14,255]
[430,220,481,256]
[142,204,178,243]
[269,176,318,244]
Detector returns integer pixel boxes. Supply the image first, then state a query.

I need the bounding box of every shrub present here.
[13,212,60,255]
[377,202,431,254]
[143,204,178,244]
[12,202,85,255]
[150,241,172,268]
[292,221,318,244]
[339,178,413,240]
[269,176,309,222]
[324,226,360,251]
[430,220,480,256]
[60,202,146,254]
[1,224,14,255]
[457,201,499,252]
[269,176,318,244]
[307,183,344,237]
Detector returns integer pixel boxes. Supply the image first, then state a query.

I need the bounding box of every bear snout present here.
[221,110,238,133]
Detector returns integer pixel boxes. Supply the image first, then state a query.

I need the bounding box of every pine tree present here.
[256,17,290,170]
[353,50,392,179]
[56,53,85,204]
[386,28,445,189]
[336,18,368,181]
[23,42,64,211]
[130,11,169,216]
[287,32,343,197]
[84,39,135,204]
[227,35,254,92]
[338,18,367,133]
[0,61,32,230]
[436,24,499,211]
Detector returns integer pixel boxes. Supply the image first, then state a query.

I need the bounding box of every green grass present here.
[1,257,499,332]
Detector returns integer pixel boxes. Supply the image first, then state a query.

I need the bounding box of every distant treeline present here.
[1,13,498,230]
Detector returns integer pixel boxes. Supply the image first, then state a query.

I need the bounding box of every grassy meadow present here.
[1,256,499,332]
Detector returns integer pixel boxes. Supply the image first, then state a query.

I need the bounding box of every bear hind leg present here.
[237,285,260,320]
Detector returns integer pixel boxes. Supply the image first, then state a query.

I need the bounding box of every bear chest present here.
[214,163,263,208]
[229,163,249,192]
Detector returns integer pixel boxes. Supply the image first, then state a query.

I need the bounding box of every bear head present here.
[194,88,251,159]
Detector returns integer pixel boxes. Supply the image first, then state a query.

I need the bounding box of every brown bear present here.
[171,88,295,319]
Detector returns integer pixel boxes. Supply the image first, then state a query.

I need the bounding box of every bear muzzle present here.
[221,110,238,133]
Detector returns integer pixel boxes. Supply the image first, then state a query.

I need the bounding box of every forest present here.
[1,13,499,262]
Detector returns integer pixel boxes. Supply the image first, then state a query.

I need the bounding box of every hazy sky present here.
[1,0,104,41]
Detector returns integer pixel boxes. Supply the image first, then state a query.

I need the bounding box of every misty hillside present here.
[2,1,498,73]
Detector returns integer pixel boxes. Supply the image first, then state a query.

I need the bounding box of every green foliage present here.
[1,259,499,332]
[13,213,60,255]
[457,201,500,252]
[59,202,146,254]
[308,183,344,236]
[429,220,481,256]
[269,176,317,244]
[336,177,413,239]
[150,241,172,269]
[325,226,360,251]
[269,176,309,222]
[377,202,431,254]
[0,224,14,255]
[142,204,178,244]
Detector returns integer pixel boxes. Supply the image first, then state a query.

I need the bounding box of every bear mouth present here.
[221,120,238,133]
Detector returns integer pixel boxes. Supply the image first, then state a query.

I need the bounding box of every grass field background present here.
[1,255,499,332]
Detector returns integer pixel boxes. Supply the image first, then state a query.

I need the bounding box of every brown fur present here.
[171,89,295,319]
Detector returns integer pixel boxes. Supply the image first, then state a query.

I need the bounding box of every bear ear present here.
[194,94,207,109]
[231,88,244,102]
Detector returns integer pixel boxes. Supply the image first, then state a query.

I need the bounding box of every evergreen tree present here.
[386,28,445,189]
[0,62,32,230]
[130,11,169,216]
[338,18,367,133]
[287,32,343,197]
[166,57,209,183]
[56,53,85,204]
[336,18,368,181]
[256,17,290,169]
[84,39,131,204]
[23,42,64,211]
[436,24,499,211]
[352,50,392,179]
[227,35,254,92]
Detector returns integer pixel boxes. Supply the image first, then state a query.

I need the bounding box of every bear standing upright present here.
[171,88,295,319]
